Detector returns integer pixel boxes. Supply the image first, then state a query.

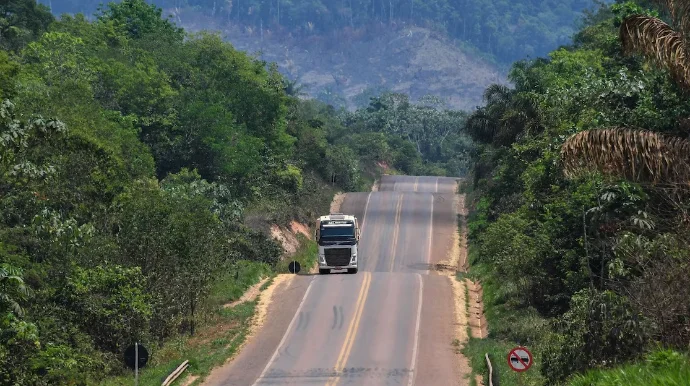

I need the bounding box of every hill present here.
[38,0,607,109]
[42,0,604,64]
[175,12,504,110]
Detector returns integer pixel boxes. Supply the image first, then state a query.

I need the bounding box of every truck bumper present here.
[318,256,357,270]
[318,263,358,270]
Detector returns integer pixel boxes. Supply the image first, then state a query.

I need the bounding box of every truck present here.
[315,213,360,274]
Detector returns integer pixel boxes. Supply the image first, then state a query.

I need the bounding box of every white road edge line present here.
[408,273,424,386]
[360,192,373,234]
[425,195,434,275]
[253,277,316,386]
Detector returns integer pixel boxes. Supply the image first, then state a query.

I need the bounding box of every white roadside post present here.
[135,342,138,386]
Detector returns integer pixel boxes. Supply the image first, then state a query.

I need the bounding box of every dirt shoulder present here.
[200,274,311,386]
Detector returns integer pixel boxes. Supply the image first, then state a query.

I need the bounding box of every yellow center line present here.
[326,271,372,386]
[388,194,404,272]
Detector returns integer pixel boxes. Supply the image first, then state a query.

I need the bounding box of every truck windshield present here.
[320,226,355,239]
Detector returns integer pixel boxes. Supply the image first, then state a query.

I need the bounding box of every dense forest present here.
[0,0,471,383]
[464,0,690,384]
[41,0,604,64]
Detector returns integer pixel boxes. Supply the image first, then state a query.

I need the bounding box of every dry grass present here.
[621,15,690,89]
[561,128,690,187]
[329,192,346,213]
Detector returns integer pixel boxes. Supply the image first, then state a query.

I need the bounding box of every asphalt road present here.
[204,175,465,386]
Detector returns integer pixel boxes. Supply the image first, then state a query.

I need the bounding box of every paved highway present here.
[204,175,466,386]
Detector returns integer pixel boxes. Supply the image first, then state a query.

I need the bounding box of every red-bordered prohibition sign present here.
[507,346,533,372]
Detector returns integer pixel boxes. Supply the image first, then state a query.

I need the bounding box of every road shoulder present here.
[201,274,311,386]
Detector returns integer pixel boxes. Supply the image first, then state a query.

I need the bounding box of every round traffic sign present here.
[288,261,301,274]
[507,346,533,372]
[124,343,149,369]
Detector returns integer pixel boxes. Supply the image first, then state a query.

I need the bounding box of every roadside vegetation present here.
[0,0,472,383]
[464,0,690,384]
[570,350,690,386]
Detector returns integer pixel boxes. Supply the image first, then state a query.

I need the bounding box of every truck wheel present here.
[347,268,358,274]
[319,268,330,275]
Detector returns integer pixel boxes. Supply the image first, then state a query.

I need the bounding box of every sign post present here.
[125,342,149,386]
[135,342,138,386]
[288,260,301,274]
[507,346,533,385]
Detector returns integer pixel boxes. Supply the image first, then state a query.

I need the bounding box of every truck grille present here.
[324,248,351,266]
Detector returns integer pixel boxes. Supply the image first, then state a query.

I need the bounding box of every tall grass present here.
[275,234,318,273]
[461,246,547,385]
[569,350,690,386]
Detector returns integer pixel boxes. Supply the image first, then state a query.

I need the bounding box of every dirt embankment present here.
[433,186,487,384]
[270,220,312,256]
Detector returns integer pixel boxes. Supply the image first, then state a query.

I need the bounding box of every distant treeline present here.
[42,0,603,64]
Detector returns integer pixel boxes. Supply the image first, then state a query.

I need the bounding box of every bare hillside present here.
[172,11,505,111]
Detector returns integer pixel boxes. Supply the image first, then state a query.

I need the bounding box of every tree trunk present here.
[190,294,196,336]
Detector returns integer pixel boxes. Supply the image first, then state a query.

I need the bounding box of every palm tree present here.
[561,1,690,186]
[282,78,306,97]
[465,83,541,147]
[0,263,32,317]
[562,127,690,187]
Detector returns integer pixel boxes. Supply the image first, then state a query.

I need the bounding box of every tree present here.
[0,0,53,52]
[561,1,690,188]
[0,263,31,317]
[61,265,151,353]
[0,99,67,196]
[465,83,541,148]
[96,0,184,42]
[562,127,690,187]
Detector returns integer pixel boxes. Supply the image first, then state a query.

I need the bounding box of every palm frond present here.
[561,128,690,186]
[483,84,512,106]
[620,14,690,89]
[465,110,495,144]
[651,0,690,35]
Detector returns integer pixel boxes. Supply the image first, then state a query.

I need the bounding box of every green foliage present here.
[0,52,19,99]
[569,350,690,386]
[465,1,690,383]
[0,263,32,317]
[542,289,648,383]
[96,0,184,41]
[340,92,473,176]
[0,1,467,383]
[206,260,272,307]
[0,312,40,385]
[325,145,361,191]
[61,265,151,353]
[275,235,318,274]
[0,0,53,52]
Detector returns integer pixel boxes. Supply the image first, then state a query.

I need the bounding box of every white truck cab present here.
[315,213,360,274]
